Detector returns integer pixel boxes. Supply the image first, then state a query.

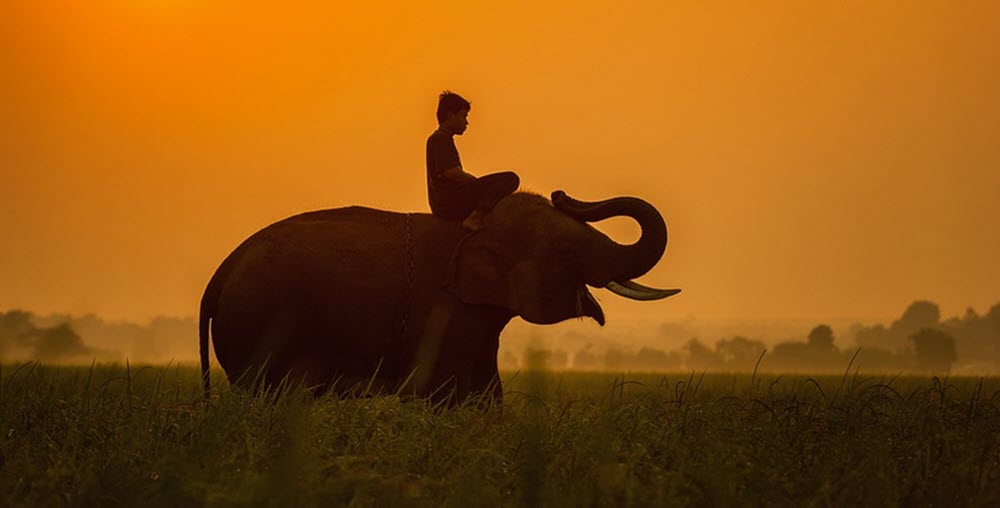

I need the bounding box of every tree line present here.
[0,310,194,363]
[505,300,999,373]
[0,310,98,362]
[3,300,998,372]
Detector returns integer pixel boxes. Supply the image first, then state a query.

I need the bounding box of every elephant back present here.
[211,206,424,382]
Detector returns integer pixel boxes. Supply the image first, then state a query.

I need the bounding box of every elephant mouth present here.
[578,286,605,326]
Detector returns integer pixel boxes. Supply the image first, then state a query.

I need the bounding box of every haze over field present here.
[4,299,997,374]
[2,2,998,336]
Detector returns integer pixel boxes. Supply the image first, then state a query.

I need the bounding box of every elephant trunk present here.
[551,190,667,286]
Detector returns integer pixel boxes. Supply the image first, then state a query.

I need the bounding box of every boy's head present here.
[437,90,470,135]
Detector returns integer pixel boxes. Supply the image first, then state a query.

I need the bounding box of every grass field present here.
[2,363,999,506]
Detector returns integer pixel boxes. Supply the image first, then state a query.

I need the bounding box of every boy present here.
[426,91,520,230]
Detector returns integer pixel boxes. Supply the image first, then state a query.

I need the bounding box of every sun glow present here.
[1,1,998,324]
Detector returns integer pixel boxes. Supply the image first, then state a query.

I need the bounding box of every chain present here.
[400,213,414,344]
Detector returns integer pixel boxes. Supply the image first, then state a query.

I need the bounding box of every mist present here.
[4,299,996,374]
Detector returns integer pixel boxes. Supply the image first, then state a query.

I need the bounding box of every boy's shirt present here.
[426,129,474,214]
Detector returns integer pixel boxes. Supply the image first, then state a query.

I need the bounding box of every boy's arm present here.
[428,132,476,183]
[440,165,476,183]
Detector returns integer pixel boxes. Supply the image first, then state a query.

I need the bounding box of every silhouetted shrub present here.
[855,300,943,352]
[896,301,941,333]
[1,310,36,354]
[685,339,723,371]
[633,347,682,371]
[715,336,766,370]
[807,325,835,350]
[909,327,957,373]
[568,345,682,371]
[32,323,92,362]
[769,342,812,371]
[854,323,890,350]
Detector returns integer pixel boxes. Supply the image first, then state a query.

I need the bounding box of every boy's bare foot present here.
[462,210,484,231]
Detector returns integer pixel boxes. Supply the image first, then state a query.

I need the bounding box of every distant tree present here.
[685,339,722,371]
[632,347,681,371]
[854,323,890,350]
[854,301,943,353]
[988,304,1000,340]
[988,304,1000,323]
[892,301,941,338]
[963,307,980,321]
[769,341,811,371]
[770,326,842,372]
[989,305,1000,365]
[715,336,767,370]
[0,310,36,347]
[938,305,998,369]
[1,310,38,359]
[807,325,835,350]
[33,323,91,362]
[909,327,957,373]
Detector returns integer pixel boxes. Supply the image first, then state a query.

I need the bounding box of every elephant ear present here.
[449,232,516,309]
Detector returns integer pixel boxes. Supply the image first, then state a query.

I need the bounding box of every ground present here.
[2,363,999,506]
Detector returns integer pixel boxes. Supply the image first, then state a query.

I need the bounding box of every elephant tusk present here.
[605,280,681,301]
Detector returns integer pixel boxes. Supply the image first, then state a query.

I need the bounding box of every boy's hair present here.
[436,91,471,124]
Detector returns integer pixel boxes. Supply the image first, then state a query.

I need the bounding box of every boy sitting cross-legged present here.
[426,91,520,230]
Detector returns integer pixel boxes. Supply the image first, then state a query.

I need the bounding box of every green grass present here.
[2,363,999,507]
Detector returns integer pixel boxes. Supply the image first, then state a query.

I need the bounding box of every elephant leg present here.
[469,354,503,406]
[326,374,398,397]
[247,352,332,394]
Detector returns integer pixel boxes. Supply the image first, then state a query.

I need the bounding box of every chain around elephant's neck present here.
[400,213,415,344]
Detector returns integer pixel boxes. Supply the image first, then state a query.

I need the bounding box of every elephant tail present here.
[200,259,228,399]
[199,285,214,399]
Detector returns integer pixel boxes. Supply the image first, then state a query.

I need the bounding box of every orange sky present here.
[2,1,998,329]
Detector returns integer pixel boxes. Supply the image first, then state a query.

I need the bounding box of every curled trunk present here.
[552,190,673,296]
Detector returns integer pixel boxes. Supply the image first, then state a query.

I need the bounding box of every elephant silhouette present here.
[200,190,679,403]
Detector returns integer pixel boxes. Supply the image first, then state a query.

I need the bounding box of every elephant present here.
[199,190,679,402]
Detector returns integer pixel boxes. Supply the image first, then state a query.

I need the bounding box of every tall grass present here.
[2,362,999,506]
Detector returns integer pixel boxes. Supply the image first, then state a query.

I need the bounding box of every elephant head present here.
[451,190,680,326]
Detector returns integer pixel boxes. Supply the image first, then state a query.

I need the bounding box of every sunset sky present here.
[2,1,998,329]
